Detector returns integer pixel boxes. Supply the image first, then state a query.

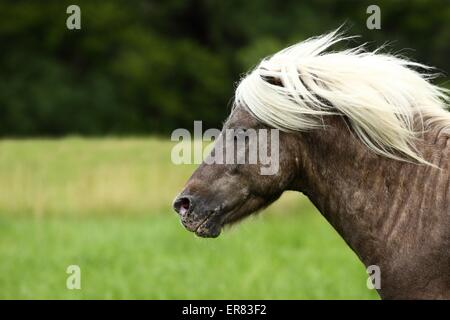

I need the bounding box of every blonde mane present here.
[235,28,450,164]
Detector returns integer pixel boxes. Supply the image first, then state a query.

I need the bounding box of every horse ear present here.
[261,75,283,87]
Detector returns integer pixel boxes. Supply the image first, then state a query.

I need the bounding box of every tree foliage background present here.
[0,0,449,136]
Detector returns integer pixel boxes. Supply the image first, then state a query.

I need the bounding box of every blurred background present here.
[0,0,448,299]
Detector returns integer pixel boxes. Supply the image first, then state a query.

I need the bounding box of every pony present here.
[173,29,450,299]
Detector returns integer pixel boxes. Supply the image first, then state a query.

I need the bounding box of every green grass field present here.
[0,138,378,299]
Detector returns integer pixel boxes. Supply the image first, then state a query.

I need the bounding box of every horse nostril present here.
[173,196,191,216]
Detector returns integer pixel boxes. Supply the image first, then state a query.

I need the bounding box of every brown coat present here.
[174,105,450,299]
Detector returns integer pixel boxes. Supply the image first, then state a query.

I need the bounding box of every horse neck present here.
[290,116,448,267]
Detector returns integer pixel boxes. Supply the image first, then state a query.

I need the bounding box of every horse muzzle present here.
[173,195,223,238]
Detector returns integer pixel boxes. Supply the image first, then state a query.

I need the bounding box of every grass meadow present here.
[0,138,378,299]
